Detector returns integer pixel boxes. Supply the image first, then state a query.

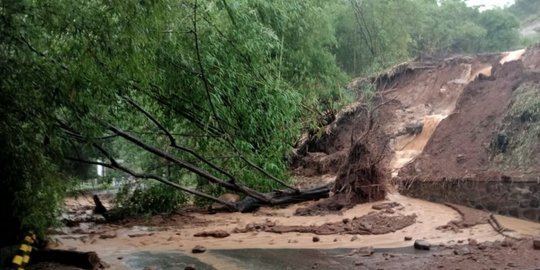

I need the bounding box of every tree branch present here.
[108,125,272,203]
[65,155,235,209]
[122,96,236,182]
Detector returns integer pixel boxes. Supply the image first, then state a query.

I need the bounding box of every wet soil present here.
[233,211,416,235]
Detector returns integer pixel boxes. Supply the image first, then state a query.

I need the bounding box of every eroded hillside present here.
[294,45,540,187]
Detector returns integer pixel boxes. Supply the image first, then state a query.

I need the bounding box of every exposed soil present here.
[437,203,490,232]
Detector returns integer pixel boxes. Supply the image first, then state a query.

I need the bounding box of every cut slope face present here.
[399,46,540,180]
[294,45,540,184]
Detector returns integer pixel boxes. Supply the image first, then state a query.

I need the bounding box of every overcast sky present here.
[466,0,515,10]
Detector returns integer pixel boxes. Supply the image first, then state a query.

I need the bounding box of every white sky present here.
[466,0,515,10]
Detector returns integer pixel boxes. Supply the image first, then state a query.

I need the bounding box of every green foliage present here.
[509,0,540,19]
[335,0,522,76]
[2,0,352,219]
[478,9,520,51]
[492,83,540,170]
[116,183,187,215]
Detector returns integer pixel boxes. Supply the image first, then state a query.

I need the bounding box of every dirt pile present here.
[294,45,540,187]
[399,47,540,180]
[233,211,416,236]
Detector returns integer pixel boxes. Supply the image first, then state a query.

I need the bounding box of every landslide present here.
[400,45,540,180]
[293,44,540,188]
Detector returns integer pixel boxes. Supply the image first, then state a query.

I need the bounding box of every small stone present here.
[342,218,351,224]
[372,202,400,210]
[312,236,320,242]
[468,239,478,246]
[453,247,471,256]
[355,261,363,266]
[414,240,430,250]
[128,232,154,238]
[404,236,413,241]
[501,238,514,247]
[99,232,117,239]
[533,238,540,250]
[117,257,123,260]
[193,230,230,238]
[333,238,338,242]
[478,244,487,250]
[507,262,517,268]
[185,265,196,270]
[457,240,464,244]
[351,236,359,242]
[192,245,207,254]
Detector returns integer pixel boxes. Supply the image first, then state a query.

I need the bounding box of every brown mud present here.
[233,211,416,236]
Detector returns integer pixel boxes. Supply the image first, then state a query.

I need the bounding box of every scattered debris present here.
[233,211,416,235]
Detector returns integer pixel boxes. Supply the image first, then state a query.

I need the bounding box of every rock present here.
[501,238,514,247]
[312,236,320,242]
[143,267,158,270]
[468,239,478,246]
[507,262,517,268]
[333,238,338,242]
[192,245,207,254]
[414,240,430,250]
[351,236,359,242]
[128,233,154,238]
[453,247,471,255]
[342,218,351,224]
[372,202,401,210]
[354,261,363,266]
[99,232,117,239]
[404,236,413,241]
[185,265,196,270]
[533,238,540,250]
[405,122,423,135]
[193,230,230,238]
[356,246,374,257]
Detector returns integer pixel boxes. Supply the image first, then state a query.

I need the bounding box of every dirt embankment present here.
[294,45,540,185]
[399,46,540,181]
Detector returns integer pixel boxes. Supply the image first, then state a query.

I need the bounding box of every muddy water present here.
[390,115,445,176]
[500,49,526,64]
[52,193,540,265]
[54,185,540,269]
